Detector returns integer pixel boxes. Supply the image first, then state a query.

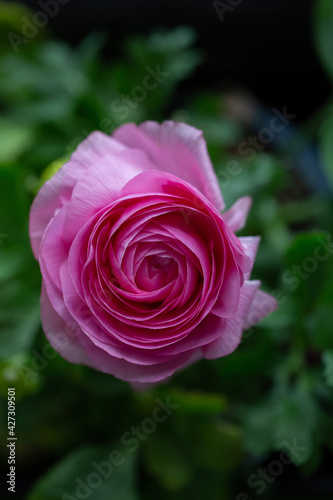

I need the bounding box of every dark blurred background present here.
[20,0,330,121]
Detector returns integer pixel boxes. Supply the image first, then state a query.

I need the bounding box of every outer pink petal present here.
[113,121,225,211]
[222,196,252,233]
[210,261,241,318]
[239,236,261,280]
[202,280,261,359]
[79,332,197,383]
[29,132,127,258]
[130,349,203,391]
[39,204,69,291]
[40,283,96,367]
[244,289,278,329]
[30,168,65,259]
[62,153,148,245]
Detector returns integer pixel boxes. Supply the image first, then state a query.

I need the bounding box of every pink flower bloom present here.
[29,121,277,385]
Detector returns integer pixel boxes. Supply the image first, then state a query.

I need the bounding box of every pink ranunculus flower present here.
[29,121,277,385]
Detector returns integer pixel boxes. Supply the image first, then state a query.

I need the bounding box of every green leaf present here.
[39,156,69,187]
[28,444,139,500]
[0,119,35,163]
[314,0,333,81]
[323,350,333,386]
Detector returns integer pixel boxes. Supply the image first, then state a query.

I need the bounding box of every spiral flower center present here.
[135,252,178,291]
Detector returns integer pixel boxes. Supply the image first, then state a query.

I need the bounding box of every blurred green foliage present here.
[0,0,333,499]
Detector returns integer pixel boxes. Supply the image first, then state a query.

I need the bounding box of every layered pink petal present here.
[113,121,225,211]
[239,236,261,279]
